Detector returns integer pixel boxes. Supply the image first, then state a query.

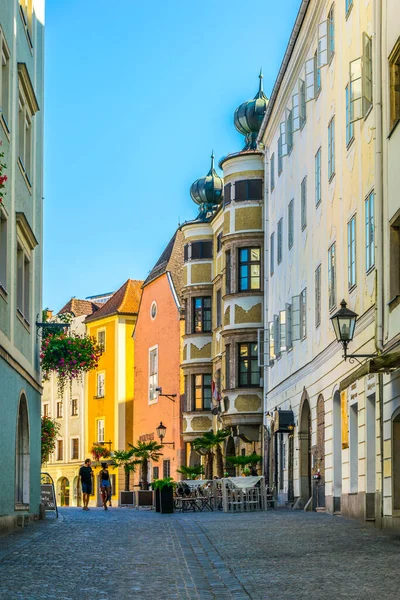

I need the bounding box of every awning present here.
[273,409,295,433]
[339,351,400,392]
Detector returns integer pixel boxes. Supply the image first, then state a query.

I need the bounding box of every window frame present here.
[192,296,212,333]
[234,179,263,202]
[56,401,63,419]
[56,439,63,461]
[97,419,105,444]
[97,329,106,352]
[277,219,283,264]
[315,148,322,207]
[96,372,105,399]
[345,84,355,147]
[270,153,275,191]
[238,342,260,388]
[270,232,275,276]
[348,214,357,289]
[216,289,222,327]
[328,242,337,311]
[193,373,212,411]
[148,345,158,404]
[238,247,261,292]
[225,249,231,294]
[288,199,294,250]
[301,176,307,231]
[328,116,335,181]
[71,437,79,461]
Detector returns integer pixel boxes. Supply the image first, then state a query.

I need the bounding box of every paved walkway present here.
[0,508,399,599]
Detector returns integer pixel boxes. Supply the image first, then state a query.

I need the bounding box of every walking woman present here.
[99,462,111,510]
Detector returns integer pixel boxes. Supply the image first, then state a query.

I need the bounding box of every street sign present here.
[40,473,58,518]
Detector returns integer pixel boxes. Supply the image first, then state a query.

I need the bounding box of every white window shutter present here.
[269,321,276,362]
[318,21,328,67]
[286,109,293,151]
[349,57,362,122]
[292,92,300,131]
[362,33,372,114]
[257,328,264,367]
[280,121,288,156]
[305,58,315,102]
[273,314,280,358]
[280,310,287,352]
[286,303,292,349]
[299,80,306,126]
[291,295,301,341]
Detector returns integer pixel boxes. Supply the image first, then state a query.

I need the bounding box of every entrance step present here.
[316,507,326,513]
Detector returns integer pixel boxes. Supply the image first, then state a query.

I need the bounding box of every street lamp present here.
[156,422,175,447]
[330,299,375,362]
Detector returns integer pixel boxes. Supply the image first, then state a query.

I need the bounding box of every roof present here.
[57,298,101,318]
[85,279,143,323]
[142,229,184,299]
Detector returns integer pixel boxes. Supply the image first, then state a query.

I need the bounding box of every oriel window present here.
[193,374,212,410]
[193,297,212,333]
[238,248,261,291]
[238,343,259,387]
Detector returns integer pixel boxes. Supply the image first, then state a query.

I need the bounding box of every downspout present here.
[262,145,270,480]
[373,0,384,524]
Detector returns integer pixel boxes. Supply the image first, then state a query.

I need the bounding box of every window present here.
[315,265,321,328]
[238,247,261,291]
[238,343,259,387]
[345,84,354,146]
[348,215,356,288]
[273,314,281,358]
[235,179,263,201]
[269,321,276,362]
[315,148,321,206]
[306,56,316,101]
[16,242,30,321]
[149,347,158,403]
[293,80,306,130]
[288,199,294,250]
[184,244,189,262]
[43,403,49,417]
[390,211,400,302]
[153,466,159,480]
[225,345,231,389]
[57,440,63,461]
[389,39,400,131]
[18,91,32,183]
[225,250,231,294]
[193,297,211,333]
[277,219,283,264]
[280,110,293,156]
[270,232,275,276]
[71,398,78,417]
[0,30,11,131]
[286,303,292,350]
[301,177,307,230]
[97,373,105,398]
[270,153,275,191]
[0,209,7,293]
[365,192,375,271]
[97,419,105,443]
[56,402,63,418]
[216,290,222,327]
[349,33,372,121]
[328,117,335,180]
[278,135,283,175]
[193,374,212,410]
[163,460,171,479]
[328,243,336,310]
[300,289,307,339]
[19,0,33,47]
[217,232,223,253]
[328,4,335,59]
[346,0,353,16]
[224,182,232,205]
[280,310,287,353]
[97,330,105,351]
[191,240,213,260]
[71,438,79,460]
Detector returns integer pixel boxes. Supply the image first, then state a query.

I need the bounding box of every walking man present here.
[78,458,93,510]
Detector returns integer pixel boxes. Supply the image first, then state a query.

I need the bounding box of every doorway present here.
[60,477,70,506]
[299,395,311,503]
[315,395,325,509]
[15,394,30,506]
[332,390,342,512]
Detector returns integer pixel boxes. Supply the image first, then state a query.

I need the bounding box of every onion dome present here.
[190,153,224,219]
[234,70,268,151]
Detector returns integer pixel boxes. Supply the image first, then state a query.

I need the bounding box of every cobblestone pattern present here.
[0,508,400,599]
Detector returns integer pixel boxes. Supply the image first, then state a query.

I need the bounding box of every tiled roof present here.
[85,279,143,323]
[57,298,100,318]
[143,232,177,287]
[142,229,184,299]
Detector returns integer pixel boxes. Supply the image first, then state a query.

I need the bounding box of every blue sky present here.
[44,0,301,310]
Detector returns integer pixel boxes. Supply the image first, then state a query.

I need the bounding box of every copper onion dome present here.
[190,152,224,219]
[234,70,268,151]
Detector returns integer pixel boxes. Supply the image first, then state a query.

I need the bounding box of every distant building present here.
[133,231,185,484]
[85,279,142,505]
[41,299,99,507]
[0,0,45,531]
[86,292,114,305]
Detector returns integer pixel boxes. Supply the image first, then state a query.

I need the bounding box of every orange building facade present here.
[133,231,185,484]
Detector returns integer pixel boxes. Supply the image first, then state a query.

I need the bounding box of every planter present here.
[155,489,161,513]
[135,490,153,507]
[160,485,174,514]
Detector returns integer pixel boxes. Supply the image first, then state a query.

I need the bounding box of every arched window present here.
[15,394,30,506]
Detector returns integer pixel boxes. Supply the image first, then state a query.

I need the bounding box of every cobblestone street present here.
[1,508,399,600]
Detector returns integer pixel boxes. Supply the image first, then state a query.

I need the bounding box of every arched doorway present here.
[333,389,342,512]
[392,410,400,511]
[225,436,235,476]
[315,395,325,509]
[298,394,311,503]
[15,394,30,506]
[73,476,81,507]
[60,477,70,506]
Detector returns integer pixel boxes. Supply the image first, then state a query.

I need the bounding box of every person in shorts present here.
[78,458,93,510]
[99,462,111,510]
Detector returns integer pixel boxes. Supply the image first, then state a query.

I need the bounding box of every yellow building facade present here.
[85,279,142,506]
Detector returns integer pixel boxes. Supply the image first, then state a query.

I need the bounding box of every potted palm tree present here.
[129,440,163,507]
[112,449,140,489]
[176,465,204,480]
[192,429,230,479]
[152,477,175,513]
[226,453,262,476]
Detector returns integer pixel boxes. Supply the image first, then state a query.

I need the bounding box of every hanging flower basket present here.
[40,332,102,396]
[41,416,60,465]
[0,141,7,208]
[91,444,111,462]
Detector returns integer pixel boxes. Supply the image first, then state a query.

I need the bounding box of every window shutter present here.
[269,321,276,362]
[300,289,307,338]
[318,20,328,67]
[349,57,362,122]
[257,328,269,367]
[299,80,306,126]
[235,180,246,201]
[273,314,280,358]
[280,310,287,352]
[305,58,316,101]
[362,32,372,114]
[184,244,189,262]
[224,183,231,205]
[286,109,293,152]
[286,303,292,349]
[248,179,263,200]
[291,295,301,341]
[202,241,213,259]
[292,92,300,131]
[280,120,288,156]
